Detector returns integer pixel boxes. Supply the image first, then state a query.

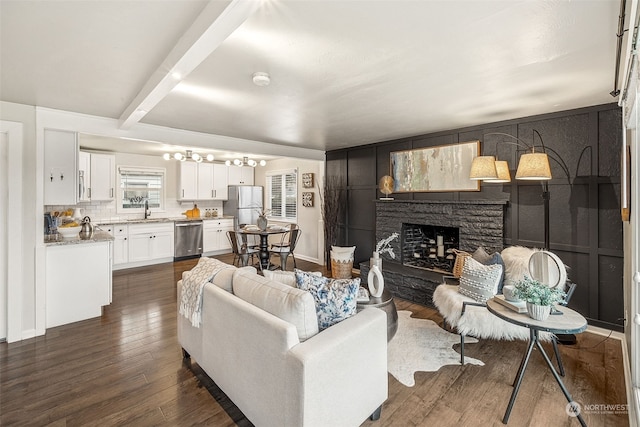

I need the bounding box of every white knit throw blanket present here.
[179,258,232,327]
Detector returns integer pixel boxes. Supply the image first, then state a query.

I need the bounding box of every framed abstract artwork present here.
[302,192,314,207]
[302,173,314,188]
[390,141,480,192]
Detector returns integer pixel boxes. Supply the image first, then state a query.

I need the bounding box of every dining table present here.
[237,225,287,270]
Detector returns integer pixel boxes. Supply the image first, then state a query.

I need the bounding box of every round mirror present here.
[528,251,567,289]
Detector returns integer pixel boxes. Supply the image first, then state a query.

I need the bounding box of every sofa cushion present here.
[295,270,360,330]
[458,257,503,303]
[232,269,319,341]
[181,258,250,293]
[263,269,321,287]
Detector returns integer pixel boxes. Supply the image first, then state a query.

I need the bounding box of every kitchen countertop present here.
[44,230,115,246]
[97,216,234,226]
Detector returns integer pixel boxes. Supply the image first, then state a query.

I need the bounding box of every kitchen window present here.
[266,169,297,221]
[117,166,166,213]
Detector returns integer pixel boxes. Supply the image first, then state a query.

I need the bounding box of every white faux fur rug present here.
[388,310,485,387]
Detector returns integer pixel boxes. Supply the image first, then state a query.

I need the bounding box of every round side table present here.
[357,287,398,341]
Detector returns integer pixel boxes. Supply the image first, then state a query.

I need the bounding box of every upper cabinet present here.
[44,129,78,205]
[78,151,91,202]
[212,164,229,200]
[178,162,229,201]
[78,150,115,202]
[90,153,115,201]
[228,166,254,185]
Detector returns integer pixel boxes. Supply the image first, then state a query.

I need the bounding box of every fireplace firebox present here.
[402,223,459,273]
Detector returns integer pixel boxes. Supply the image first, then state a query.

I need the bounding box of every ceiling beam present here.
[119,0,262,129]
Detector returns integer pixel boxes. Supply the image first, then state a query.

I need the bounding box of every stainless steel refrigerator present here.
[224,185,264,229]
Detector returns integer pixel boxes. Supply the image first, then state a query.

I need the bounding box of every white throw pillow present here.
[458,257,503,303]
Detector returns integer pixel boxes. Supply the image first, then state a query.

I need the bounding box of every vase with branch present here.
[317,176,346,270]
[371,232,399,271]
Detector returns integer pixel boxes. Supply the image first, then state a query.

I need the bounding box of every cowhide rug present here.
[388,310,485,387]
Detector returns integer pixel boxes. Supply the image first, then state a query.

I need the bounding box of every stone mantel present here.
[375,199,508,254]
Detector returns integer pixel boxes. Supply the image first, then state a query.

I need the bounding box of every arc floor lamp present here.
[469,130,571,251]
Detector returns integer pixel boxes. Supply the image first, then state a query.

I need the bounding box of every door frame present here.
[0,121,23,343]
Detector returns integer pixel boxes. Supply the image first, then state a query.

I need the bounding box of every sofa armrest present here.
[285,308,388,427]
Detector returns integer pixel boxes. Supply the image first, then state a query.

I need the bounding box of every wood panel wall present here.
[326,103,623,331]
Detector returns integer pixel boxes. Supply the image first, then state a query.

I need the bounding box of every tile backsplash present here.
[46,197,225,224]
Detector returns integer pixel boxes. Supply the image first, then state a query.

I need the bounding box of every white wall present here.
[45,149,225,223]
[255,158,324,264]
[0,101,37,340]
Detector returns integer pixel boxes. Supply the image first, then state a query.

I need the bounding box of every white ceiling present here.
[0,0,623,157]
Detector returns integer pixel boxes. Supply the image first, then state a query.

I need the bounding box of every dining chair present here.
[227,230,260,270]
[268,225,301,271]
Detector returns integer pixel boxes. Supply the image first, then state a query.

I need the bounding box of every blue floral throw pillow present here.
[295,269,360,330]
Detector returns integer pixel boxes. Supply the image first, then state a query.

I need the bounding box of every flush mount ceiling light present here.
[162,150,214,163]
[224,156,267,167]
[252,72,271,87]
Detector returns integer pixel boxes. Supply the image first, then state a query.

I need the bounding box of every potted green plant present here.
[514,276,566,321]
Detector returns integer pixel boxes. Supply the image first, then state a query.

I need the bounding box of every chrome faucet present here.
[144,199,151,219]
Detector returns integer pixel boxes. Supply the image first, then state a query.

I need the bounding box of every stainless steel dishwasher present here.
[174,220,203,260]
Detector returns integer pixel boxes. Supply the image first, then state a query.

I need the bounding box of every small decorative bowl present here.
[503,285,521,302]
[57,226,81,238]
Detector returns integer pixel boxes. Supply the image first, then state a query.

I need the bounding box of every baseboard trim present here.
[586,324,625,340]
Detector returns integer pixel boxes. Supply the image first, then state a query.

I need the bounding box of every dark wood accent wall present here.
[326,103,624,331]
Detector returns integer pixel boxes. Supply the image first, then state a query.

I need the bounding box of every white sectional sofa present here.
[177,260,388,427]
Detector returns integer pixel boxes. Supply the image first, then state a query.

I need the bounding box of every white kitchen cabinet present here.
[127,223,174,264]
[45,241,112,328]
[203,219,233,254]
[78,151,115,202]
[89,153,115,201]
[179,162,229,200]
[78,150,91,202]
[103,224,128,266]
[44,129,78,205]
[197,163,215,200]
[178,161,198,200]
[212,163,229,200]
[228,166,254,185]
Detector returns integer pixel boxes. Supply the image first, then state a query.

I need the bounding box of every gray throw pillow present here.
[458,257,503,303]
[472,247,493,264]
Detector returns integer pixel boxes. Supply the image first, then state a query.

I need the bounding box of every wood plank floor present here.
[0,255,629,426]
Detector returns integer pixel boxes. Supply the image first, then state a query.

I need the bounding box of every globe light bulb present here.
[174,153,184,161]
[225,160,231,166]
[163,153,171,160]
[206,154,214,162]
[259,160,266,166]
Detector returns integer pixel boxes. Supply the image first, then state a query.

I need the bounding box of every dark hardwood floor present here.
[0,255,629,426]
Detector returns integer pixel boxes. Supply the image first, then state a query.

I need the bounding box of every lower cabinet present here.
[127,223,174,264]
[203,219,233,254]
[46,241,112,328]
[103,224,128,265]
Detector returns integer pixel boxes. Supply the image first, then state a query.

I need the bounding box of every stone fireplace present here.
[360,199,508,306]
